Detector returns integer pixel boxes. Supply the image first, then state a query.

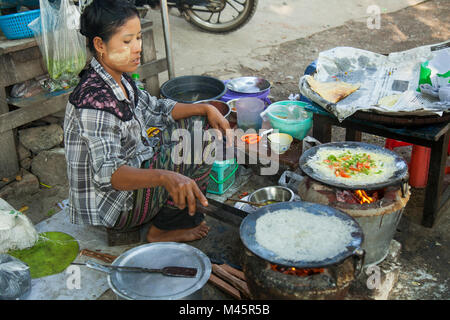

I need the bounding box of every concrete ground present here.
[146,0,427,81]
[3,0,449,300]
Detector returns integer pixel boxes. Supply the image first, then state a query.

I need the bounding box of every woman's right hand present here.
[162,171,209,215]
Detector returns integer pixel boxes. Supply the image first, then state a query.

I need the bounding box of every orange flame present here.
[271,264,324,276]
[354,190,375,204]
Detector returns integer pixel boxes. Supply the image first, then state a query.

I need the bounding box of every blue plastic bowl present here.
[0,9,40,40]
[263,101,313,140]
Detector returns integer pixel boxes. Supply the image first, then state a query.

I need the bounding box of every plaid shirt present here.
[64,58,177,227]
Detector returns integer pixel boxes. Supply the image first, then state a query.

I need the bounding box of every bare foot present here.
[146,221,210,243]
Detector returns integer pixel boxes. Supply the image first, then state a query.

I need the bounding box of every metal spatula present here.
[73,260,198,277]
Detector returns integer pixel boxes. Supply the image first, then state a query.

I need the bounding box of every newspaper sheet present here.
[299,42,450,121]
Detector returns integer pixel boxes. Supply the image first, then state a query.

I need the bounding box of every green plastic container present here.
[261,101,313,140]
[207,158,239,195]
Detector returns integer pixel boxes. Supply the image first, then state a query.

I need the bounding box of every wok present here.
[239,201,364,269]
[299,141,409,190]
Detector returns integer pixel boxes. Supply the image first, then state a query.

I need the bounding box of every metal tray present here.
[226,76,271,94]
[299,141,408,190]
[239,201,364,268]
[107,242,211,300]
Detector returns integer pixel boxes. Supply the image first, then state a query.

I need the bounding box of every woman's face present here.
[96,16,142,74]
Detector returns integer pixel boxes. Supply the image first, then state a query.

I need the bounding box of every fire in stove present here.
[336,189,384,204]
[270,264,325,277]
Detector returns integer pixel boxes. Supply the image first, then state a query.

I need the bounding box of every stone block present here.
[20,157,32,171]
[31,148,68,187]
[14,170,40,197]
[19,124,63,154]
[0,170,39,199]
[17,143,31,161]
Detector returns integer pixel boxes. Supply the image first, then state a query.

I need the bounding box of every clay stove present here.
[242,247,364,300]
[298,176,410,265]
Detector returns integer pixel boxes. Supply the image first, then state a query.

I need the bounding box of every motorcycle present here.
[134,0,258,33]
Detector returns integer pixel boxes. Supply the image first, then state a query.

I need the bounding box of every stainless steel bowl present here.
[248,186,295,206]
[226,77,271,94]
[227,99,238,113]
[196,99,231,118]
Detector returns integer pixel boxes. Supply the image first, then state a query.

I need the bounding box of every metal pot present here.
[89,242,211,300]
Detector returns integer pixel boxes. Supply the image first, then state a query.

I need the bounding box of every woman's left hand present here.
[204,104,233,146]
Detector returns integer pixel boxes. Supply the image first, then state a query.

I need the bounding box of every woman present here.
[64,0,230,245]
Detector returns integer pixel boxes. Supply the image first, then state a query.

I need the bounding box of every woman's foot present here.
[146,221,210,243]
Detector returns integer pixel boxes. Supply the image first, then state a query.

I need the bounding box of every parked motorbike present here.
[135,0,258,33]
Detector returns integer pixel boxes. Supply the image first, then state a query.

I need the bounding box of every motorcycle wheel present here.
[183,0,258,34]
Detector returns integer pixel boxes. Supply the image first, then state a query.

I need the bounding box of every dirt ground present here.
[5,0,449,300]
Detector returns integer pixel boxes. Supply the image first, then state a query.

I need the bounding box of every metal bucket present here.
[352,208,404,266]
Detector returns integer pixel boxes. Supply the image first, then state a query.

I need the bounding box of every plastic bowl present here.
[267,133,293,154]
[160,75,226,103]
[263,101,313,140]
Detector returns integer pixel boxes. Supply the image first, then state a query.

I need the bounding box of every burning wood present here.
[354,190,376,204]
[270,264,324,277]
[336,189,380,204]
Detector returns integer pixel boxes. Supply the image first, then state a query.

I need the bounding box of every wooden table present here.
[0,19,168,180]
[306,103,450,228]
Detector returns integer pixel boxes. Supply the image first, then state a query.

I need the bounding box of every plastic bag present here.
[10,78,46,98]
[0,254,31,300]
[28,0,87,91]
[0,199,39,254]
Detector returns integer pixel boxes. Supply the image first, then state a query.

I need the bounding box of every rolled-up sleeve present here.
[77,109,128,192]
[138,89,177,127]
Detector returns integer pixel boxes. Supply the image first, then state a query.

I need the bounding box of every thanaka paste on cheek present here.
[107,46,131,65]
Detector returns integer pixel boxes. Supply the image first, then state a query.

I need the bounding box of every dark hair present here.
[80,0,139,55]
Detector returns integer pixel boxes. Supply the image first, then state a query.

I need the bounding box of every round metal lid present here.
[299,141,408,190]
[226,77,271,94]
[107,242,211,300]
[240,201,364,268]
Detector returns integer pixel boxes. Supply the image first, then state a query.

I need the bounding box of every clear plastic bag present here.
[0,199,39,254]
[28,0,87,91]
[0,254,31,300]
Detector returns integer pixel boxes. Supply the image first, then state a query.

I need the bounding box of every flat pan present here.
[299,141,408,190]
[108,242,211,300]
[239,201,363,268]
[226,76,271,94]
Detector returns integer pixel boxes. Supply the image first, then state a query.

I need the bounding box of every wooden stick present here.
[209,274,241,300]
[221,264,246,281]
[212,264,251,299]
[80,249,117,264]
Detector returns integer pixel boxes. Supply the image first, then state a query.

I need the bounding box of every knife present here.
[72,260,198,278]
